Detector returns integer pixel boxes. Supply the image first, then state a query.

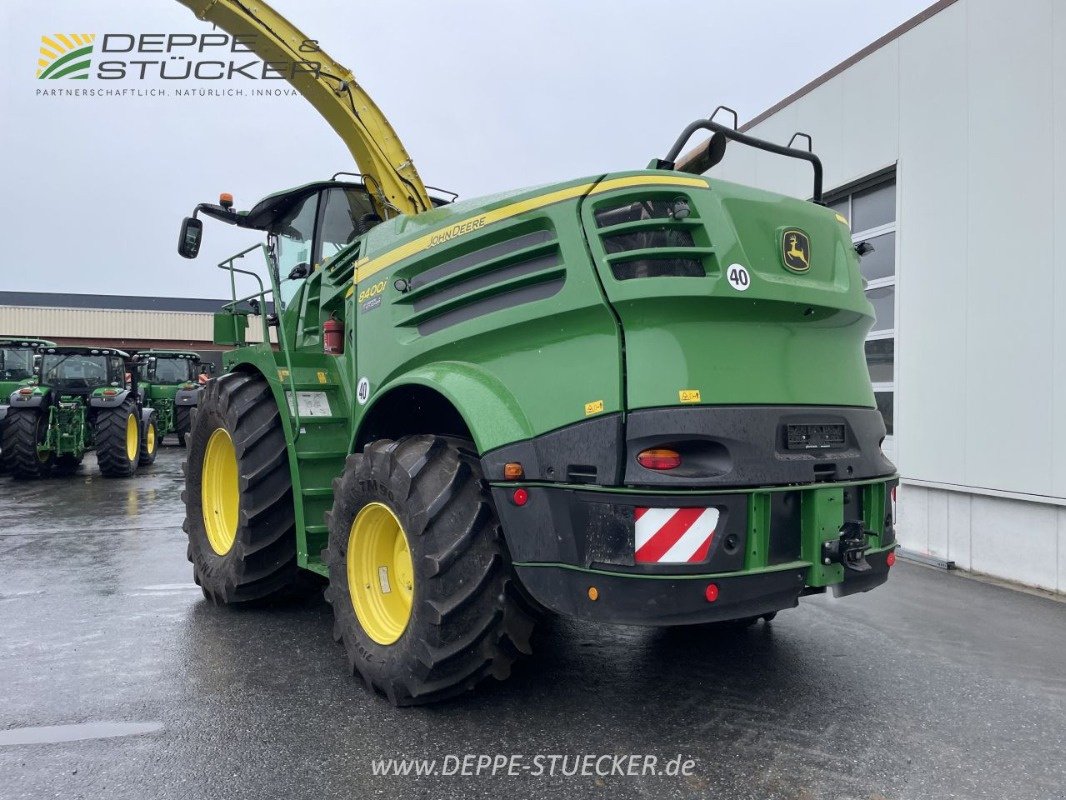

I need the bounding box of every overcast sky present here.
[0,0,931,299]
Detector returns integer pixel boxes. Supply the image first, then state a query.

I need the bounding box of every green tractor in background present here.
[3,346,159,479]
[133,350,212,446]
[0,337,56,470]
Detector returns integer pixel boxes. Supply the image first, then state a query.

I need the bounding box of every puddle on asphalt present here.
[0,722,163,746]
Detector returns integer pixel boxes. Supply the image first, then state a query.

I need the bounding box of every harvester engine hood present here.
[580,173,875,412]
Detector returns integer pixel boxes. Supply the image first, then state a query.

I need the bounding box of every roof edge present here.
[740,0,959,133]
[676,0,958,169]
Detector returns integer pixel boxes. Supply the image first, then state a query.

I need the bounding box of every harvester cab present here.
[172,0,898,706]
[3,346,158,478]
[133,350,212,446]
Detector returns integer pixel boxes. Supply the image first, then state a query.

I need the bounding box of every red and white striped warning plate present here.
[634,507,719,564]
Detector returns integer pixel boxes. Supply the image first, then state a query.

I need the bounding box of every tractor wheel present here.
[53,453,84,476]
[2,408,53,480]
[324,435,535,706]
[138,412,159,466]
[175,405,191,447]
[182,372,300,604]
[94,399,140,478]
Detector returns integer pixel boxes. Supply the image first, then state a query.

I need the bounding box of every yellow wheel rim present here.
[125,414,139,463]
[146,423,156,455]
[347,502,414,645]
[201,428,239,556]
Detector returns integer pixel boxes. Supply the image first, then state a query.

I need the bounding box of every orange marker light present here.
[587,586,599,601]
[503,462,524,480]
[637,448,682,470]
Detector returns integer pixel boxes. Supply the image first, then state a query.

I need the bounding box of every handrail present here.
[216,244,302,439]
[664,118,824,204]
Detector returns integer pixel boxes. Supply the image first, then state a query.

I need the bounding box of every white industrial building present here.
[704,0,1065,592]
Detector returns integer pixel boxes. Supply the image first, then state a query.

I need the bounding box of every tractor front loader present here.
[3,346,158,479]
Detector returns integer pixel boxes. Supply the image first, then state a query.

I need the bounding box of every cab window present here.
[272,193,319,308]
[316,188,375,266]
[0,347,34,381]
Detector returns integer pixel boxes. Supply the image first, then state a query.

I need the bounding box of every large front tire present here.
[325,436,535,706]
[182,372,300,604]
[138,411,158,466]
[95,400,139,478]
[2,408,53,480]
[175,405,191,447]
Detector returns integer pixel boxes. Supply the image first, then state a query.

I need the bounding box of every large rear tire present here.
[325,435,535,706]
[138,411,158,466]
[2,408,53,480]
[94,399,139,478]
[175,405,191,447]
[182,372,301,604]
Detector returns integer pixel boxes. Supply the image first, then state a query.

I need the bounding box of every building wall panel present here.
[963,0,1055,495]
[0,306,271,343]
[896,2,969,484]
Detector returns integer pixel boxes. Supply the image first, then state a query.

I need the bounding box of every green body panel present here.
[0,340,56,411]
[580,177,874,409]
[210,168,887,579]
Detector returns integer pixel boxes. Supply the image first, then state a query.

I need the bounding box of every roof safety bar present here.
[659,106,824,204]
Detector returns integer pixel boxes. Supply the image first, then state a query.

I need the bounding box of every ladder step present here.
[302,487,334,497]
[305,524,329,535]
[297,450,348,461]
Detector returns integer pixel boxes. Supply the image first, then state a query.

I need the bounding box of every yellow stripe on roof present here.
[346,174,708,293]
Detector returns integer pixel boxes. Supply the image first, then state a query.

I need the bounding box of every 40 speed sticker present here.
[726,263,751,291]
[356,377,371,405]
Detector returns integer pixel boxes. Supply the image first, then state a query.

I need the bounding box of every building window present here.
[826,172,896,442]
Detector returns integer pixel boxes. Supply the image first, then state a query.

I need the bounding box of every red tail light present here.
[637,448,681,470]
[18,387,33,395]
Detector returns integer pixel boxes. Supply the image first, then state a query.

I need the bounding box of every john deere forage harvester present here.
[173,0,898,705]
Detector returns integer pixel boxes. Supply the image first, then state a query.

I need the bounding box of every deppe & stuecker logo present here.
[35,31,324,82]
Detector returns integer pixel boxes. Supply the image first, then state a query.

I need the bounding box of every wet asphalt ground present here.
[1,448,1065,800]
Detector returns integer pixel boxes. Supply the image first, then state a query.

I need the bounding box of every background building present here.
[703,0,1066,592]
[0,291,273,371]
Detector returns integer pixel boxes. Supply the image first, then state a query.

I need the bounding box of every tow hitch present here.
[822,521,872,572]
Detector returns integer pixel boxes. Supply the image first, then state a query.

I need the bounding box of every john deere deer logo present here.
[782,229,811,273]
[37,34,96,80]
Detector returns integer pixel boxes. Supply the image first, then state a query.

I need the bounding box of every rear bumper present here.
[494,480,897,626]
[516,551,892,626]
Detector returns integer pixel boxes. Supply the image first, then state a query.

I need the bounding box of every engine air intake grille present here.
[593,197,710,280]
[394,225,565,335]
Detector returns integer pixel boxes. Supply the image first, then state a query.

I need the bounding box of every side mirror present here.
[287,262,313,280]
[178,217,203,259]
[678,131,728,175]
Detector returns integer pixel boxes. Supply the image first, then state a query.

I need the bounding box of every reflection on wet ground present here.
[1,449,1065,800]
